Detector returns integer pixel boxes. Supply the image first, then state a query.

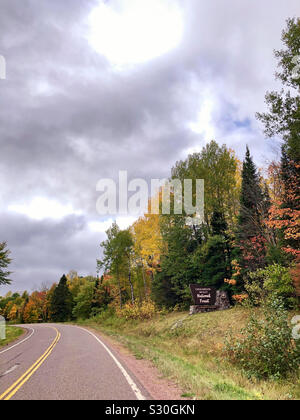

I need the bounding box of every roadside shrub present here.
[116,299,157,320]
[246,264,296,308]
[225,299,300,380]
[232,294,249,304]
[290,260,300,300]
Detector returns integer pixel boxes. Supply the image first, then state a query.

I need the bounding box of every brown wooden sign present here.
[189,285,217,306]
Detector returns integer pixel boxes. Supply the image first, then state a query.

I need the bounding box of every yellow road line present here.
[0,327,60,401]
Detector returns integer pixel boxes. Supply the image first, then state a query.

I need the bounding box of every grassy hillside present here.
[0,326,24,348]
[80,307,300,400]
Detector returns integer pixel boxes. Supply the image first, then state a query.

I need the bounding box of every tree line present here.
[0,18,299,322]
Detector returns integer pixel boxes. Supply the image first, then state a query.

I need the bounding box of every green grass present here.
[0,326,24,348]
[78,307,300,400]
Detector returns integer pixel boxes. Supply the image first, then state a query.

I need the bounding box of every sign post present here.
[0,316,6,340]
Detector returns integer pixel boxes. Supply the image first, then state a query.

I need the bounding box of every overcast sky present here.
[0,0,299,294]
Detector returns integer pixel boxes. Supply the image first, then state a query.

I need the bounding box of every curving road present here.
[0,324,150,400]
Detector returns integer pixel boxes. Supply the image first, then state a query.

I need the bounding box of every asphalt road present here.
[0,324,150,400]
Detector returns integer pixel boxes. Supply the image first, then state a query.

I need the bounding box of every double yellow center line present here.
[0,327,60,401]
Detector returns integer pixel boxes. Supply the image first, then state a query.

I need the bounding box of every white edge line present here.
[74,325,146,400]
[0,327,35,355]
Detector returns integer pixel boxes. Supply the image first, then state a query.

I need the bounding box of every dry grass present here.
[80,307,300,400]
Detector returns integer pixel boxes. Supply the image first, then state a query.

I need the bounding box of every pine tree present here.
[0,242,12,285]
[238,147,263,233]
[152,215,199,308]
[50,275,73,322]
[237,147,266,272]
[211,210,228,236]
[199,211,233,290]
[199,235,232,289]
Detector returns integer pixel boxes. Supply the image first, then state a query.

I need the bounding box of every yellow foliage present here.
[116,299,157,320]
[8,304,18,321]
[131,210,162,273]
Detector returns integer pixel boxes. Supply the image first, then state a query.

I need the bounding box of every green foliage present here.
[0,327,24,347]
[237,147,267,274]
[198,235,232,289]
[98,223,135,307]
[72,281,95,320]
[152,215,199,308]
[0,242,12,286]
[50,275,73,322]
[246,264,297,308]
[238,146,263,229]
[225,299,300,379]
[171,140,239,228]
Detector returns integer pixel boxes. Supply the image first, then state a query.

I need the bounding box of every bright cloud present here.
[89,216,138,233]
[8,197,83,221]
[87,0,183,68]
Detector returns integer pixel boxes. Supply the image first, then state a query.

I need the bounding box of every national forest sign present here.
[189,285,217,306]
[189,285,230,314]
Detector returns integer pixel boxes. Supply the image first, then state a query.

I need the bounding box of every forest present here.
[0,18,299,327]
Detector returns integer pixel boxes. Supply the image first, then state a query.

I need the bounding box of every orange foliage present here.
[232,294,249,304]
[266,160,300,258]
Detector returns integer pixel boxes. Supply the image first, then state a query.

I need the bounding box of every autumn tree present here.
[116,229,135,304]
[256,18,300,162]
[30,291,48,322]
[23,300,40,323]
[91,275,113,314]
[266,151,300,259]
[171,140,240,229]
[132,212,162,297]
[98,223,134,308]
[257,18,300,260]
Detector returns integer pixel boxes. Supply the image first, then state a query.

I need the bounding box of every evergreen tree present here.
[152,215,199,308]
[50,275,73,322]
[211,210,228,236]
[238,147,263,234]
[237,147,266,272]
[0,242,12,286]
[198,211,233,290]
[198,235,232,289]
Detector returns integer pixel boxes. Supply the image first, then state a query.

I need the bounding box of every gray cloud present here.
[0,0,298,292]
[0,212,104,294]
